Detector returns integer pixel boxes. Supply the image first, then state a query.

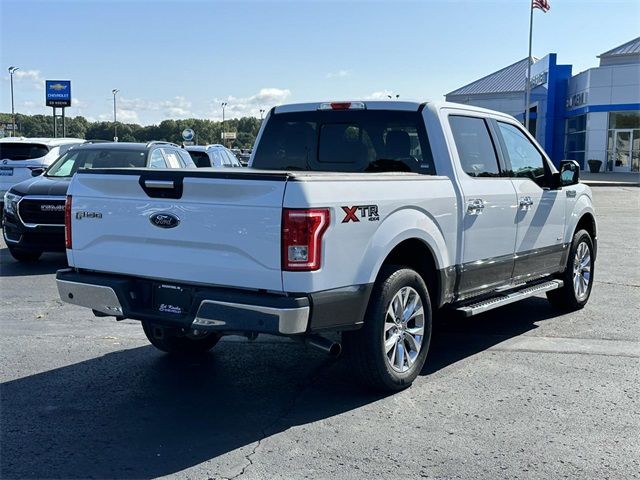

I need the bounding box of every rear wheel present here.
[343,265,432,391]
[547,229,595,310]
[8,246,42,262]
[142,322,222,354]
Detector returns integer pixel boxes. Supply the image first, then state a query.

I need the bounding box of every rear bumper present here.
[56,269,372,335]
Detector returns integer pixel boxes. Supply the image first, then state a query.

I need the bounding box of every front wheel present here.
[142,322,222,355]
[547,229,595,310]
[343,266,432,392]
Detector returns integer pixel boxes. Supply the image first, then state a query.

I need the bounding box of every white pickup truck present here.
[56,101,597,391]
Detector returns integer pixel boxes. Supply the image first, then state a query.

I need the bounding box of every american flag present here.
[533,0,551,12]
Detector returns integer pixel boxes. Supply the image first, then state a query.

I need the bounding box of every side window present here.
[223,150,236,166]
[218,150,230,166]
[497,122,546,181]
[177,149,194,167]
[148,149,166,168]
[162,149,182,168]
[211,150,225,167]
[449,116,500,177]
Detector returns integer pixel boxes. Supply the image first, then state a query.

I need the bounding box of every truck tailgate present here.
[67,169,288,291]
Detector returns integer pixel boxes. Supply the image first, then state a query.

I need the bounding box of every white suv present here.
[0,137,85,201]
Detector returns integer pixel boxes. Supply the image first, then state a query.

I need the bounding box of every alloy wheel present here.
[384,286,425,373]
[573,241,592,301]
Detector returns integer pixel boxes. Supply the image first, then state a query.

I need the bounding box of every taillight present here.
[64,195,72,249]
[282,208,330,271]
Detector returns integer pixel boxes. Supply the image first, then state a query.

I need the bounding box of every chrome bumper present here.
[57,279,124,316]
[56,278,309,334]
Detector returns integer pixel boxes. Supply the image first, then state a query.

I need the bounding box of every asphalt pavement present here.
[1,186,639,479]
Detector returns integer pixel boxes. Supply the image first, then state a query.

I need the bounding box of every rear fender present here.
[357,207,451,285]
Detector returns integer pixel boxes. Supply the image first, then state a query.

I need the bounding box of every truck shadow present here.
[1,297,558,479]
[0,248,67,277]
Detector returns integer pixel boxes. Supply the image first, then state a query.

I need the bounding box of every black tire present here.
[546,229,595,311]
[142,322,222,355]
[8,246,42,262]
[343,265,432,392]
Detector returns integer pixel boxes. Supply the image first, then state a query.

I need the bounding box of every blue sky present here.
[1,0,638,125]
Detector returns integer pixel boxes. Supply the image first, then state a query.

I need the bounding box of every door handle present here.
[466,198,485,216]
[519,196,534,210]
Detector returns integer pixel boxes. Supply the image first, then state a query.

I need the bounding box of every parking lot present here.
[0,186,638,479]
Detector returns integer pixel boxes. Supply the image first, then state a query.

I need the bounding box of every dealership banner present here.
[45,80,72,107]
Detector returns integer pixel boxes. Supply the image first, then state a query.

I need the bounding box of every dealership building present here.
[446,37,640,172]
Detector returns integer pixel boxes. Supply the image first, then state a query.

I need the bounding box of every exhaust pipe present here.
[304,335,342,357]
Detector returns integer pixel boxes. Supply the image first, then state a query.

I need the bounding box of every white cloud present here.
[92,89,289,125]
[212,88,291,120]
[13,69,45,90]
[118,109,140,123]
[326,69,351,79]
[98,108,139,124]
[118,95,193,119]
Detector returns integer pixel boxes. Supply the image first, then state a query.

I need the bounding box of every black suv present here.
[3,141,195,262]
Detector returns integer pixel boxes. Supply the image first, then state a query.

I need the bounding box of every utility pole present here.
[8,66,19,137]
[112,89,119,141]
[221,102,227,147]
[524,3,534,132]
[259,109,265,120]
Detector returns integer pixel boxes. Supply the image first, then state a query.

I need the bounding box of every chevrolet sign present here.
[45,80,71,107]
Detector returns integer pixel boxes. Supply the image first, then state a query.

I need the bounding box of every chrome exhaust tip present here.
[304,335,342,357]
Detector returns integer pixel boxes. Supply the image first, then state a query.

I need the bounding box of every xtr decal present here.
[341,205,379,223]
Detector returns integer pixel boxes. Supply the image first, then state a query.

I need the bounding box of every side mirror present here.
[30,167,45,177]
[559,160,580,186]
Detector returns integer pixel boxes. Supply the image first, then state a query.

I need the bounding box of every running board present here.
[456,280,564,317]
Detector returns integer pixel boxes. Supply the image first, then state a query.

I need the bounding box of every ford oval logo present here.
[150,213,180,229]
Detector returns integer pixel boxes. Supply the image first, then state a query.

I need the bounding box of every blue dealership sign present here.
[45,80,71,107]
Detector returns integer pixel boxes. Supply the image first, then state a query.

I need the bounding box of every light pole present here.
[259,108,265,120]
[112,89,119,141]
[8,66,19,137]
[221,102,227,147]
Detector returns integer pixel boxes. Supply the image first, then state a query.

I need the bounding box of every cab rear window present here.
[252,110,434,174]
[0,143,50,161]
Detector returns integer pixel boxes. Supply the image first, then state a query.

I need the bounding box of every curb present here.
[582,181,639,187]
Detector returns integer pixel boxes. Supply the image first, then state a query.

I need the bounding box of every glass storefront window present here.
[609,112,640,129]
[565,114,587,168]
[607,111,640,172]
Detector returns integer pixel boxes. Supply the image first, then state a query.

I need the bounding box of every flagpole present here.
[524,1,534,131]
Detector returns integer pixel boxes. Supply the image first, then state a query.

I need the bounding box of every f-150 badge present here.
[341,205,380,223]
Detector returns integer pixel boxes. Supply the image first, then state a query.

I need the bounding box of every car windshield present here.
[187,150,211,167]
[252,110,434,174]
[0,143,50,161]
[46,148,147,177]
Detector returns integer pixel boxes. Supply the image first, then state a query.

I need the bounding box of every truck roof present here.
[273,100,517,121]
[274,101,424,114]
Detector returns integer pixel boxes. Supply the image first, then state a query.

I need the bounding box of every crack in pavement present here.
[222,356,338,480]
